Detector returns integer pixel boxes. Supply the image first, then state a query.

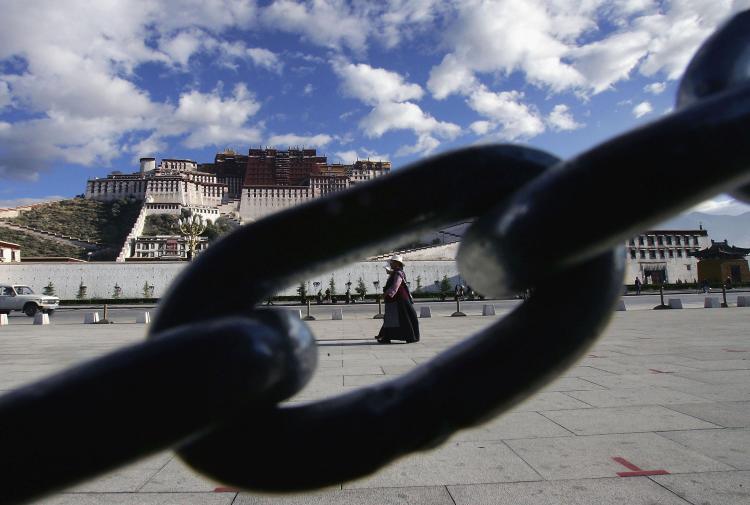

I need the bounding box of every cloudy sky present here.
[1,0,749,214]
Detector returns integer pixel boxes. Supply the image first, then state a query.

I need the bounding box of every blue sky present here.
[1,0,749,215]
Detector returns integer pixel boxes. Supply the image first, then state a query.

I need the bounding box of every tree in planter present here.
[355,277,367,299]
[43,281,56,296]
[178,210,206,260]
[296,281,308,303]
[142,281,154,298]
[415,275,422,293]
[76,280,88,300]
[440,274,451,294]
[113,283,122,299]
[328,276,336,296]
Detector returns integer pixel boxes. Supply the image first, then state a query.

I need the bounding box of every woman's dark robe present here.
[377,269,420,343]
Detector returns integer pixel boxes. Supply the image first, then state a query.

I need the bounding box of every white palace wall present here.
[0,260,460,299]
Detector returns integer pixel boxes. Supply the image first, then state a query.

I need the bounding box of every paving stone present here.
[236,486,454,504]
[37,493,234,505]
[539,378,606,392]
[449,411,573,442]
[511,392,594,412]
[541,405,720,435]
[677,370,750,385]
[506,432,733,480]
[565,387,708,408]
[652,470,750,505]
[658,429,750,470]
[665,402,750,428]
[139,458,221,492]
[448,477,691,505]
[344,441,541,488]
[344,374,390,387]
[69,452,173,492]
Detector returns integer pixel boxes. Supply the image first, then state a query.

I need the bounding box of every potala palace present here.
[84,148,390,261]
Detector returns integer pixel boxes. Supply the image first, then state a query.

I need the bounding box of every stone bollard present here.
[33,313,50,325]
[0,314,8,326]
[419,306,432,318]
[704,297,721,308]
[84,312,100,324]
[668,298,683,309]
[332,308,343,320]
[482,304,496,316]
[738,295,750,307]
[615,300,626,311]
[136,312,151,324]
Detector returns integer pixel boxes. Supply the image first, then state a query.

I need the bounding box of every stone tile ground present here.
[1,307,749,504]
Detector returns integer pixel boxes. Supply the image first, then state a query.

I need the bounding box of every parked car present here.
[0,284,60,317]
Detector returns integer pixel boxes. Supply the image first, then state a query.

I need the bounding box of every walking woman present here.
[376,255,420,344]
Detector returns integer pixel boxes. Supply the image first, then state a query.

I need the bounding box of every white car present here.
[0,284,60,317]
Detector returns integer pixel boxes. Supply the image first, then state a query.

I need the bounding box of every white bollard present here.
[704,297,721,308]
[292,309,303,319]
[84,312,100,324]
[615,300,626,311]
[482,304,496,316]
[737,295,750,307]
[33,313,50,325]
[0,314,8,326]
[136,312,151,324]
[332,308,343,320]
[668,298,683,309]
[419,306,432,318]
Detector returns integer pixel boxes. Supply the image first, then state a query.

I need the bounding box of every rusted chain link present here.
[0,10,749,505]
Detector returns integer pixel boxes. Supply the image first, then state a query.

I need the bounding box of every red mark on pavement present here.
[649,369,675,374]
[214,487,239,493]
[612,457,669,477]
[723,349,748,353]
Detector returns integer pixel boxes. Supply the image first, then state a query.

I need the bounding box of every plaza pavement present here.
[1,304,749,504]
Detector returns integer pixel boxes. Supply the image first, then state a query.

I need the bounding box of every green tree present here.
[355,277,367,298]
[202,216,239,242]
[415,275,422,292]
[328,275,336,296]
[42,281,55,296]
[440,274,451,293]
[76,281,88,300]
[178,210,206,260]
[113,283,122,299]
[296,281,308,303]
[142,281,153,298]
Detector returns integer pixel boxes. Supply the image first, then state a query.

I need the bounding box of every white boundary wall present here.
[0,260,460,299]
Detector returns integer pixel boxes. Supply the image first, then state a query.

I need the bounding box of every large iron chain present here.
[1,10,750,504]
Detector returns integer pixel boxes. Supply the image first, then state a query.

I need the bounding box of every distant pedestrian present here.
[634,277,642,295]
[376,255,419,344]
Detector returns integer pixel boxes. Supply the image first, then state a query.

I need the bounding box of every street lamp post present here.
[373,280,383,319]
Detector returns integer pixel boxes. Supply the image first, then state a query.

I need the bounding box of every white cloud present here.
[644,81,666,94]
[332,61,423,106]
[333,59,459,156]
[334,150,359,164]
[469,120,493,135]
[261,0,367,52]
[632,101,653,118]
[267,133,333,147]
[546,104,583,131]
[0,0,264,179]
[303,83,314,95]
[359,101,460,140]
[0,81,12,110]
[467,87,545,140]
[247,47,283,73]
[691,196,750,216]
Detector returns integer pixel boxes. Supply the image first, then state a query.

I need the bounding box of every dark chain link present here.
[1,10,750,504]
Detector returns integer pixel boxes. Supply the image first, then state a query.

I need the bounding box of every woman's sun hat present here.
[388,254,404,266]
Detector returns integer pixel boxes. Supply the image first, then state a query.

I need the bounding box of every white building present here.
[624,229,711,284]
[0,241,21,263]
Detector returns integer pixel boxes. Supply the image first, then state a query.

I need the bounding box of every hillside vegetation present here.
[0,227,86,259]
[5,197,142,245]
